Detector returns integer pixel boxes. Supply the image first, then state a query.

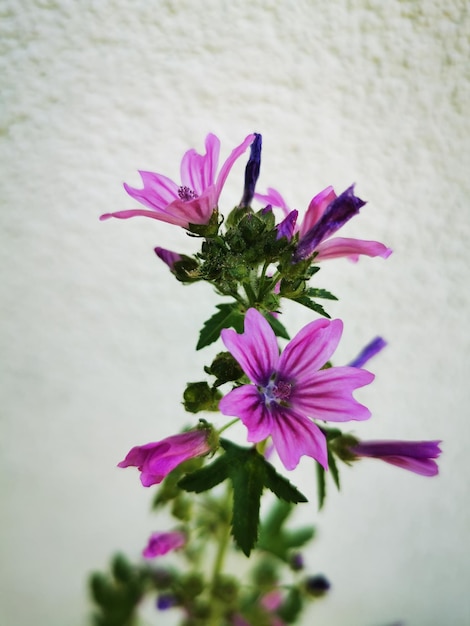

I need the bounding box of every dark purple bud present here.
[348,336,387,368]
[293,185,366,262]
[305,574,331,596]
[276,210,298,241]
[240,133,262,207]
[157,593,178,610]
[289,552,304,571]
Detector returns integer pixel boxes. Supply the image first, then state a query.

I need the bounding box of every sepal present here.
[183,382,222,413]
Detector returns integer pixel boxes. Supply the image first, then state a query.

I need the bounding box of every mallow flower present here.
[142,530,186,559]
[219,308,374,470]
[101,133,254,228]
[255,185,392,262]
[118,427,214,487]
[349,440,442,476]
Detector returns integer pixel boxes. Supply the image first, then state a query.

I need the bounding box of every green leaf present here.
[181,440,308,557]
[258,500,314,562]
[263,463,307,503]
[306,287,338,301]
[230,450,264,557]
[327,448,341,491]
[291,295,331,318]
[178,454,230,493]
[196,303,244,350]
[264,313,290,340]
[218,440,264,556]
[260,499,294,537]
[316,462,326,510]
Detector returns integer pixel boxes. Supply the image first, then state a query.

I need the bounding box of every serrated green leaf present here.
[306,287,338,301]
[196,303,244,350]
[291,295,331,318]
[264,313,290,340]
[230,451,264,556]
[178,455,230,493]
[316,462,326,510]
[263,462,307,503]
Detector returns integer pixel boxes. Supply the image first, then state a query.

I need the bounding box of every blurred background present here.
[1,1,469,624]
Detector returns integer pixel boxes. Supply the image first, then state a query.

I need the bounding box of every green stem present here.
[207,486,232,626]
[257,259,272,300]
[218,418,239,435]
[243,282,257,307]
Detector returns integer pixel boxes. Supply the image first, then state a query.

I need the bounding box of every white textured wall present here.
[1,1,469,625]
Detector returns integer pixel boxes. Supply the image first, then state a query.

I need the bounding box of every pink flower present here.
[142,530,186,559]
[118,428,213,487]
[219,308,374,470]
[350,440,442,476]
[101,133,254,228]
[255,185,392,262]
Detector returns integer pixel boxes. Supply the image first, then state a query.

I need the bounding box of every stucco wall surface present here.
[1,1,469,625]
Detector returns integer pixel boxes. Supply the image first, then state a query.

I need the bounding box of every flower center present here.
[178,185,198,201]
[273,380,292,401]
[264,378,292,406]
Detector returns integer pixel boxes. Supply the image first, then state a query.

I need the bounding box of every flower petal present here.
[221,308,279,386]
[276,210,298,241]
[142,531,186,559]
[278,318,343,381]
[351,440,442,459]
[299,186,337,238]
[294,185,366,261]
[219,385,273,442]
[118,429,212,487]
[215,133,255,199]
[269,405,328,470]
[180,133,220,194]
[291,366,375,422]
[124,171,179,210]
[378,456,439,476]
[99,208,189,227]
[314,237,393,262]
[254,187,291,217]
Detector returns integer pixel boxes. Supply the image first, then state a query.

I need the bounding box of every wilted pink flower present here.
[101,133,254,228]
[231,590,286,626]
[219,308,374,470]
[142,530,186,559]
[350,440,442,476]
[118,428,213,487]
[256,185,392,262]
